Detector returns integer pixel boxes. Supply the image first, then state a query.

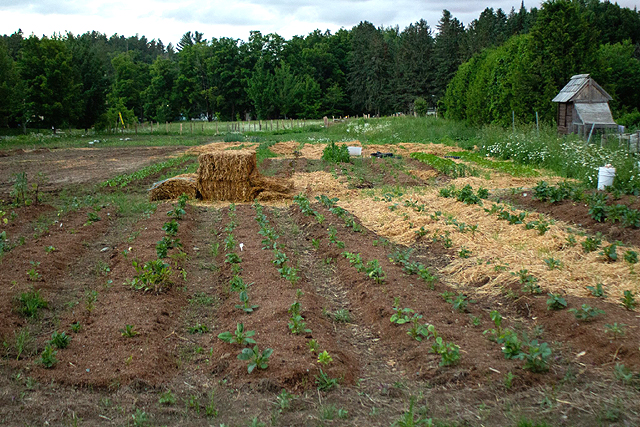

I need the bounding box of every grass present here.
[448,151,540,177]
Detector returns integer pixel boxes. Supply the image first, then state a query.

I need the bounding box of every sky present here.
[1,0,638,46]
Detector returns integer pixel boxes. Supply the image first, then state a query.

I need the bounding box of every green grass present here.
[100,155,195,188]
[410,153,479,178]
[448,151,540,177]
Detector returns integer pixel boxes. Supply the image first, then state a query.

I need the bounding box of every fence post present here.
[535,111,539,136]
[512,111,515,133]
[180,123,183,135]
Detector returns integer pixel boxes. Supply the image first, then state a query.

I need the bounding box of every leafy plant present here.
[50,331,72,349]
[188,323,209,334]
[225,252,242,265]
[546,293,567,310]
[235,291,259,313]
[218,323,256,345]
[26,261,41,282]
[514,269,541,294]
[365,259,385,283]
[407,315,431,342]
[332,309,351,323]
[315,369,340,391]
[40,344,58,368]
[624,250,638,264]
[159,390,177,405]
[321,142,350,164]
[543,257,562,270]
[120,324,138,337]
[582,234,602,253]
[162,219,179,236]
[394,396,432,427]
[451,293,470,312]
[288,314,311,334]
[391,306,415,325]
[523,340,552,372]
[568,304,605,321]
[16,288,48,318]
[70,322,82,333]
[601,243,619,262]
[307,339,319,353]
[586,283,606,298]
[604,323,627,340]
[317,350,333,365]
[430,337,460,366]
[129,259,172,293]
[620,290,636,310]
[458,246,472,258]
[237,345,273,373]
[85,289,98,313]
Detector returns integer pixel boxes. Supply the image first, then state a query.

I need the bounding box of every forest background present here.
[0,0,639,133]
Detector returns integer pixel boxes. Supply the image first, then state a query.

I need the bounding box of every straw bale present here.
[338,187,640,299]
[197,150,257,182]
[199,179,257,202]
[149,173,198,201]
[185,142,258,156]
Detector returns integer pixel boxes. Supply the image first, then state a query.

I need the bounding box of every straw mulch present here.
[185,142,258,156]
[270,141,301,156]
[408,169,439,181]
[452,174,567,191]
[339,187,639,299]
[292,171,356,199]
[196,150,293,202]
[149,173,198,201]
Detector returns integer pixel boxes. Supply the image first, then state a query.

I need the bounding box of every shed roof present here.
[552,74,612,103]
[574,103,616,126]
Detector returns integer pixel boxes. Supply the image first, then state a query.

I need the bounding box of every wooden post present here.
[180,123,183,135]
[535,111,539,136]
[270,120,273,131]
[512,111,515,133]
[151,121,153,134]
[135,123,138,135]
[190,122,193,134]
[166,121,169,134]
[216,122,218,134]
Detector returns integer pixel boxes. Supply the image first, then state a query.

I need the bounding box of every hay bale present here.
[149,174,198,201]
[199,180,257,202]
[197,150,256,182]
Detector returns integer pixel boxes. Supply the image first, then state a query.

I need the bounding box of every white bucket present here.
[597,166,616,191]
[347,146,362,156]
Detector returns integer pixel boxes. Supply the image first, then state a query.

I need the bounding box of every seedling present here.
[601,243,618,262]
[218,323,256,345]
[499,330,524,360]
[407,315,431,341]
[365,260,385,283]
[390,306,414,325]
[45,246,56,253]
[16,288,48,318]
[582,235,602,253]
[586,283,606,298]
[229,275,251,293]
[85,289,98,313]
[569,304,605,321]
[483,310,503,340]
[430,337,460,366]
[40,344,58,368]
[85,211,100,224]
[514,269,541,294]
[237,345,273,373]
[624,250,638,264]
[317,350,333,365]
[307,339,319,353]
[620,290,636,310]
[159,390,177,405]
[70,322,82,333]
[50,331,71,349]
[120,324,138,338]
[311,238,320,249]
[332,309,351,323]
[604,323,627,340]
[235,291,259,313]
[503,372,516,389]
[546,293,567,310]
[27,261,41,282]
[523,340,552,372]
[275,389,295,412]
[452,293,470,312]
[544,257,562,270]
[129,258,172,293]
[225,252,242,265]
[162,219,179,236]
[458,246,472,258]
[288,314,311,334]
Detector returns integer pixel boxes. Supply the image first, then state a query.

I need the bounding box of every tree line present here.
[443,0,640,128]
[0,0,638,132]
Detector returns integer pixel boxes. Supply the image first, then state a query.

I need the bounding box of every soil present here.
[1,146,639,426]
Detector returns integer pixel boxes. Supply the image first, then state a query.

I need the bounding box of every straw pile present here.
[338,186,640,299]
[185,142,258,156]
[149,174,198,201]
[196,150,293,202]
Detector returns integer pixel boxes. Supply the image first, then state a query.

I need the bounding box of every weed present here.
[307,339,319,353]
[458,246,472,258]
[332,309,351,323]
[26,261,41,282]
[504,372,516,389]
[237,345,273,373]
[564,235,577,247]
[190,292,215,305]
[624,250,638,264]
[514,269,541,294]
[620,290,636,310]
[84,289,98,313]
[218,323,256,345]
[12,328,32,360]
[159,390,176,405]
[315,369,340,391]
[16,288,47,318]
[70,322,82,333]
[188,323,209,334]
[613,364,635,384]
[322,141,350,164]
[275,389,294,412]
[50,331,71,349]
[546,293,567,310]
[452,293,470,312]
[317,350,333,365]
[394,396,432,427]
[131,409,149,426]
[120,324,138,338]
[40,344,58,368]
[311,238,320,249]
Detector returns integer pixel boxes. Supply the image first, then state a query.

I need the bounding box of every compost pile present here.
[149,149,293,202]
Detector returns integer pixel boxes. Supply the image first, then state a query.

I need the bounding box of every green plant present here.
[70,322,82,333]
[12,328,31,360]
[394,396,432,427]
[586,283,606,298]
[391,306,415,325]
[188,323,209,334]
[365,259,386,283]
[569,304,605,321]
[613,363,635,384]
[218,323,256,345]
[322,141,350,164]
[543,257,562,270]
[288,314,311,334]
[407,315,431,342]
[275,389,294,412]
[129,258,172,293]
[498,330,524,360]
[307,339,319,353]
[16,288,48,318]
[26,261,41,282]
[162,219,179,236]
[601,243,619,262]
[332,309,351,323]
[84,289,98,313]
[317,350,333,365]
[546,293,567,310]
[40,344,58,368]
[235,291,259,313]
[620,290,636,310]
[311,238,320,249]
[237,345,273,373]
[430,337,460,366]
[315,369,340,391]
[624,250,638,264]
[514,269,542,294]
[458,246,472,258]
[582,234,602,253]
[86,211,100,225]
[523,340,552,373]
[159,390,176,405]
[120,324,138,338]
[451,293,470,312]
[50,331,71,349]
[44,245,56,253]
[604,323,627,340]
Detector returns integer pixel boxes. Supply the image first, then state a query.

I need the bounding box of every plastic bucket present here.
[597,166,616,191]
[347,146,362,156]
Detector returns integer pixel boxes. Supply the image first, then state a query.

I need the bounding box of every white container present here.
[597,166,616,191]
[347,146,362,156]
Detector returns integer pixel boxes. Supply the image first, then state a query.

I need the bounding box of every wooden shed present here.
[552,74,617,137]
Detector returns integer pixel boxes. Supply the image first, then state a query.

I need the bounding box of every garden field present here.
[1,117,639,426]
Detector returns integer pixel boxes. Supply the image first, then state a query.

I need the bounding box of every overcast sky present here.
[1,0,638,46]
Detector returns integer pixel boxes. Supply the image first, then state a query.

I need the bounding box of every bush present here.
[322,142,350,164]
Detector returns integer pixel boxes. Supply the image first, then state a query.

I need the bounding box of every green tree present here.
[143,55,179,122]
[0,41,19,127]
[109,52,149,120]
[433,10,465,101]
